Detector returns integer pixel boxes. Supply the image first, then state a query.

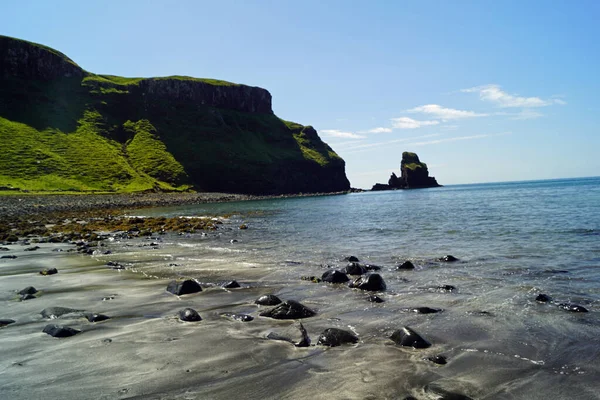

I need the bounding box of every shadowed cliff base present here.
[0,35,350,195]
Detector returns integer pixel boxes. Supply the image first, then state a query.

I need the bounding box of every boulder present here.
[344,263,367,275]
[166,279,202,295]
[178,308,202,322]
[317,328,359,347]
[40,307,82,319]
[18,286,38,295]
[260,300,315,319]
[396,261,415,270]
[344,256,359,262]
[1,255,17,259]
[439,255,459,262]
[349,274,386,291]
[390,326,431,349]
[536,293,552,303]
[221,280,241,289]
[322,270,350,283]
[0,319,16,327]
[40,268,58,275]
[255,294,282,306]
[558,303,588,313]
[84,313,110,322]
[42,324,81,338]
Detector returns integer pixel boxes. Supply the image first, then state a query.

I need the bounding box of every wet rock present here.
[300,275,322,283]
[239,224,248,229]
[255,294,282,306]
[260,300,316,319]
[0,247,9,251]
[266,322,310,347]
[84,313,110,322]
[390,326,431,349]
[0,319,16,327]
[24,246,40,251]
[536,293,552,303]
[1,255,17,259]
[439,255,459,262]
[344,256,359,262]
[317,328,359,347]
[322,270,350,283]
[41,307,83,319]
[40,268,58,275]
[18,286,38,295]
[221,280,241,289]
[221,313,253,322]
[409,307,442,314]
[558,303,588,313]
[42,324,81,338]
[178,308,202,322]
[396,260,415,270]
[424,384,473,400]
[436,285,456,292]
[364,264,382,271]
[349,274,386,291]
[368,295,385,303]
[20,294,36,301]
[427,354,448,365]
[344,263,367,275]
[166,279,202,295]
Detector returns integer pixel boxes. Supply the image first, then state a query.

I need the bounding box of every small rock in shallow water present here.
[41,307,83,319]
[0,247,9,251]
[84,313,110,322]
[24,246,40,252]
[536,293,552,303]
[40,268,58,276]
[368,295,384,303]
[349,274,386,291]
[322,270,350,283]
[344,263,367,275]
[396,261,415,270]
[0,319,16,327]
[166,280,202,296]
[344,256,360,262]
[221,280,241,289]
[18,286,38,295]
[439,255,459,262]
[436,285,456,292]
[1,255,17,259]
[178,308,202,322]
[364,264,382,271]
[221,313,253,322]
[427,354,448,365]
[410,307,442,314]
[267,322,310,347]
[260,300,316,319]
[390,326,431,349]
[317,328,359,347]
[20,294,36,301]
[424,384,473,400]
[255,294,282,306]
[43,324,81,338]
[557,303,588,313]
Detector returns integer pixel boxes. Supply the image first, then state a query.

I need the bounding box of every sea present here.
[95,177,600,398]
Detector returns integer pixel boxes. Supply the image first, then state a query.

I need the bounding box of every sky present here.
[2,0,599,188]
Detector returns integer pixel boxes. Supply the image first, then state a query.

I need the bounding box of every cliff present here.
[0,35,350,194]
[371,152,440,190]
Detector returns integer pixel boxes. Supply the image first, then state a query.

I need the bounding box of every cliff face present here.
[371,152,440,191]
[0,35,350,194]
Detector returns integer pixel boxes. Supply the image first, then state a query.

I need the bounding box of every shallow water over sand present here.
[1,177,599,399]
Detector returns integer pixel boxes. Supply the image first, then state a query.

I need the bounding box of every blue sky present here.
[3,0,599,188]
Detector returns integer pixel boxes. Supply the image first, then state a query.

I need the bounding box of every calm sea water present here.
[117,177,600,399]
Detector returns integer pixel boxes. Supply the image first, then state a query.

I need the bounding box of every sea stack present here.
[371,152,441,190]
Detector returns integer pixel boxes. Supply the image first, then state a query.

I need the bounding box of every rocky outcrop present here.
[371,152,441,190]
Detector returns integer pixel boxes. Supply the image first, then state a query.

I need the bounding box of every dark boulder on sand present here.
[390,326,431,349]
[344,263,367,275]
[396,261,415,270]
[178,308,202,322]
[43,324,81,338]
[166,279,202,295]
[260,300,316,319]
[41,307,83,319]
[322,270,350,283]
[221,280,241,289]
[0,319,16,327]
[317,328,359,347]
[18,286,38,295]
[349,274,386,291]
[255,294,282,306]
[40,268,58,275]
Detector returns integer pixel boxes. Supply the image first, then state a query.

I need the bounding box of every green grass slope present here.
[0,35,349,194]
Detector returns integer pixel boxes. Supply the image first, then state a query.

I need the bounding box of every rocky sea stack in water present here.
[371,152,441,190]
[0,35,350,194]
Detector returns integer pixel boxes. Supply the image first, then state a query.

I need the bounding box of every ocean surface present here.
[55,177,600,398]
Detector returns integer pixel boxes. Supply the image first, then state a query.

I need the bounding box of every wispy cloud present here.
[408,132,510,147]
[511,109,544,120]
[341,133,442,153]
[321,129,365,139]
[360,127,393,134]
[390,117,440,129]
[462,84,566,108]
[407,104,488,120]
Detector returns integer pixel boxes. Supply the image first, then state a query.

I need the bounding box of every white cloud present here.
[321,129,365,139]
[407,104,488,120]
[511,109,544,120]
[462,84,566,108]
[391,117,440,129]
[360,127,393,134]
